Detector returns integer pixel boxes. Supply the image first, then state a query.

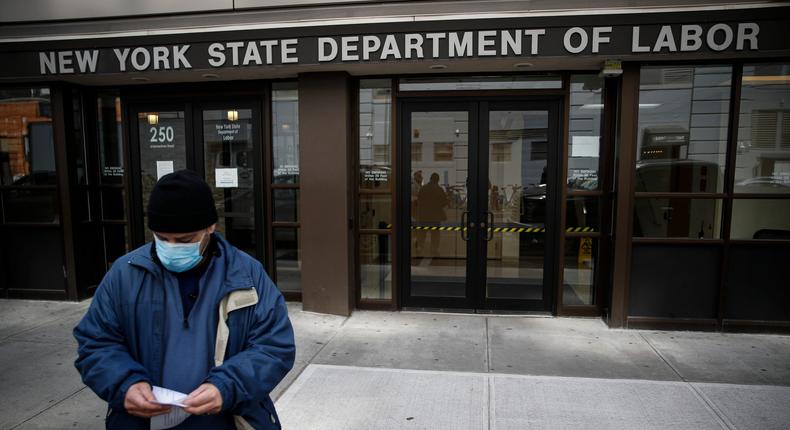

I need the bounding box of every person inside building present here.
[73,169,295,429]
[415,172,449,258]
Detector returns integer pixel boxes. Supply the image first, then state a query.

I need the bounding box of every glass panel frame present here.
[400,75,563,91]
[734,63,790,194]
[635,65,732,194]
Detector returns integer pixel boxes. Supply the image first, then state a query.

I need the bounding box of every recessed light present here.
[513,62,533,68]
[202,73,220,79]
[429,64,447,70]
[131,76,150,82]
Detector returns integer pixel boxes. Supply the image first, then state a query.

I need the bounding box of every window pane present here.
[101,189,126,221]
[203,108,257,258]
[274,228,301,292]
[360,233,392,300]
[138,110,187,243]
[636,66,731,193]
[563,237,597,305]
[103,224,129,270]
[2,189,59,223]
[0,88,55,186]
[399,75,562,91]
[97,93,124,184]
[359,79,392,190]
[273,188,298,222]
[633,198,722,238]
[730,199,790,239]
[568,75,603,190]
[565,197,600,232]
[272,82,299,184]
[735,64,790,193]
[359,194,391,230]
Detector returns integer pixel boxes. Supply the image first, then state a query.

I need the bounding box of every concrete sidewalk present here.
[1,300,789,429]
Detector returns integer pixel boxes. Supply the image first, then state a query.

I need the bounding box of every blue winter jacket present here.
[73,234,295,429]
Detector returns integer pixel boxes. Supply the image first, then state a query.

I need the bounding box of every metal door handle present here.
[486,211,494,241]
[461,211,470,241]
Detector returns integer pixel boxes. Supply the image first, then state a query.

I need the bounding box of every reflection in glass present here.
[101,189,126,221]
[3,189,59,223]
[730,199,790,239]
[735,64,790,193]
[203,108,256,257]
[0,88,55,186]
[274,228,301,292]
[359,80,392,190]
[486,110,549,300]
[272,83,299,184]
[563,237,597,305]
[138,110,187,242]
[410,111,468,298]
[97,93,124,183]
[360,233,392,299]
[400,75,562,91]
[359,194,391,230]
[568,75,603,190]
[273,189,298,222]
[565,197,600,231]
[636,66,731,193]
[103,224,128,270]
[633,198,722,238]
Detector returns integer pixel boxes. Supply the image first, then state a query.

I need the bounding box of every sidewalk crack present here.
[9,386,89,430]
[272,312,350,401]
[638,332,735,430]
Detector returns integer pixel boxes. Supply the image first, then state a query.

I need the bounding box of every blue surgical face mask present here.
[154,232,206,273]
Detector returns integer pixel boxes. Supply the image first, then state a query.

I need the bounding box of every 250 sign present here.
[149,126,175,143]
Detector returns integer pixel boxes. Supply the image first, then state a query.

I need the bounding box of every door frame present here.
[397,96,563,312]
[126,98,267,263]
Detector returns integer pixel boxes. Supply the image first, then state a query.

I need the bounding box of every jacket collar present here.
[126,233,254,295]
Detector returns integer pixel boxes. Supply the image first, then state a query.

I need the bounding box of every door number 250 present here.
[149,126,175,143]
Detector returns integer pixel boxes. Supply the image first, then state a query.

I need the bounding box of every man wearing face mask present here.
[74,170,295,429]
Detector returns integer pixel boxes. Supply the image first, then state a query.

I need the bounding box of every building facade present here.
[1,0,789,331]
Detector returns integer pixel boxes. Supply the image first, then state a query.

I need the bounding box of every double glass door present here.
[401,100,560,311]
[128,101,264,261]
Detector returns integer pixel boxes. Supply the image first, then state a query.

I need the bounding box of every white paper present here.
[571,136,600,157]
[150,386,190,430]
[156,161,174,180]
[215,168,238,188]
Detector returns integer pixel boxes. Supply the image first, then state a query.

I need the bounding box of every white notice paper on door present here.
[150,386,190,430]
[215,168,238,188]
[156,161,174,180]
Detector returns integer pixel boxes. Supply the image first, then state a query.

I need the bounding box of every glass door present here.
[480,102,560,311]
[400,99,560,311]
[129,104,190,244]
[128,101,265,261]
[401,102,479,309]
[196,103,264,259]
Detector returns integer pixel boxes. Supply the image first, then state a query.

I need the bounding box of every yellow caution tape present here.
[405,225,597,233]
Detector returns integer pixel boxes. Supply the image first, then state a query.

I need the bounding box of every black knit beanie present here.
[147,170,218,233]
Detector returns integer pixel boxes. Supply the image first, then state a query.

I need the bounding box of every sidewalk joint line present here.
[272,310,350,402]
[638,332,735,430]
[9,386,89,430]
[485,316,491,373]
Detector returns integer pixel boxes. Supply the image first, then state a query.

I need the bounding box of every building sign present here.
[1,10,789,79]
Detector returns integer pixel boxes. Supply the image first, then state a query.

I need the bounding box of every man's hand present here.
[124,382,172,418]
[183,383,223,416]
